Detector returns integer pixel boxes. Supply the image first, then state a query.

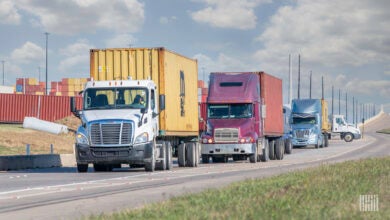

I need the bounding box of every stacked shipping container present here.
[198,79,208,133]
[15,78,45,95]
[49,78,89,96]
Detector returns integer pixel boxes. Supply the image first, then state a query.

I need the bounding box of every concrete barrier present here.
[0,154,62,171]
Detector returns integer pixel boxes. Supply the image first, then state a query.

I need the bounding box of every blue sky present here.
[0,0,389,116]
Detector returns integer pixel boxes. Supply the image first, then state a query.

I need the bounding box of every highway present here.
[0,113,389,219]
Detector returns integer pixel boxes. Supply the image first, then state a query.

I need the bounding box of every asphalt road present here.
[0,113,389,220]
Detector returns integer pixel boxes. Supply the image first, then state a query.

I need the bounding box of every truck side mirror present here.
[70,97,80,118]
[159,94,165,111]
[362,118,365,124]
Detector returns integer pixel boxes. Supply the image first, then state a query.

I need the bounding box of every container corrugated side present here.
[90,48,199,136]
[321,99,331,132]
[0,94,82,123]
[260,72,284,136]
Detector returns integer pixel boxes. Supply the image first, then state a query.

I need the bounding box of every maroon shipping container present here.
[198,102,207,132]
[259,72,283,136]
[0,94,82,123]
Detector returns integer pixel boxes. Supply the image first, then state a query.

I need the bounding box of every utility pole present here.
[38,66,41,82]
[45,32,49,95]
[331,85,334,116]
[338,89,341,115]
[298,54,301,99]
[1,60,4,85]
[352,96,355,124]
[289,54,292,104]
[345,92,348,122]
[309,71,312,99]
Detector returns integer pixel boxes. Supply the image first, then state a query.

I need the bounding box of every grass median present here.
[91,157,389,220]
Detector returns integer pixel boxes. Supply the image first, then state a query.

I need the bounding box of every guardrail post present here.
[26,144,30,155]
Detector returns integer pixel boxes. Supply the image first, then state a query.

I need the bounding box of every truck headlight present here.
[76,133,89,145]
[134,132,148,144]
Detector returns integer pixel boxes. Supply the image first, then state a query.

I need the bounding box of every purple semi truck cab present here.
[200,72,287,163]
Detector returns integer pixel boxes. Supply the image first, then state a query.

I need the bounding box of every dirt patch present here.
[0,116,80,155]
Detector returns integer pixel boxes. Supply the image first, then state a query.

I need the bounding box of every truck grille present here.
[294,129,310,138]
[214,128,239,143]
[90,122,133,146]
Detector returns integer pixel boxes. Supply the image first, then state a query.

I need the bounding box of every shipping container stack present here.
[15,78,45,95]
[49,78,89,96]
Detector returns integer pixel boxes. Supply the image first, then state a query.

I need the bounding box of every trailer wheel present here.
[77,163,88,173]
[344,133,354,142]
[165,141,173,170]
[194,142,200,167]
[261,140,270,162]
[178,143,186,167]
[285,139,293,154]
[202,155,209,163]
[186,143,197,167]
[156,141,166,171]
[269,140,276,160]
[275,139,284,160]
[324,134,329,147]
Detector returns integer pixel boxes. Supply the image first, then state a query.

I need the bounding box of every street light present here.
[45,32,49,95]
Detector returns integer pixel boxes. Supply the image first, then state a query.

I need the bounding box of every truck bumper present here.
[353,133,362,139]
[201,143,255,155]
[292,137,317,146]
[75,142,153,165]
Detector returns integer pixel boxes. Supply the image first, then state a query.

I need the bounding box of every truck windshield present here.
[84,87,148,110]
[291,116,317,124]
[208,104,252,119]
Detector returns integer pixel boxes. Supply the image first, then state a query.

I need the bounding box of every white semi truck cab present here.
[70,79,172,172]
[332,115,361,142]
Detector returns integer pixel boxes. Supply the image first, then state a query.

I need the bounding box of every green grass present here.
[91,157,389,220]
[377,128,390,134]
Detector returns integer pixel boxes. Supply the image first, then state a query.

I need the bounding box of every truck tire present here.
[186,143,197,167]
[77,163,88,173]
[324,134,329,147]
[202,155,209,163]
[194,142,200,167]
[249,142,258,163]
[275,139,284,160]
[261,139,270,162]
[156,142,166,171]
[315,136,321,149]
[178,143,186,167]
[165,141,173,170]
[285,139,293,154]
[145,143,156,172]
[269,140,276,160]
[344,133,354,142]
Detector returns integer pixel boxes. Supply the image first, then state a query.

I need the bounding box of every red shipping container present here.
[0,93,83,123]
[198,80,205,88]
[201,88,208,95]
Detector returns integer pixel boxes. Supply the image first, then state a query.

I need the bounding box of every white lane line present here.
[0,135,379,200]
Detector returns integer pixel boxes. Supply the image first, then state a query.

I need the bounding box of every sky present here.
[0,0,389,119]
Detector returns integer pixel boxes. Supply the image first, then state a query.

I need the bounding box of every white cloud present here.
[13,0,144,35]
[254,0,390,68]
[105,34,137,48]
[58,40,94,73]
[0,0,21,25]
[159,16,177,25]
[11,42,44,64]
[194,53,252,74]
[191,0,271,30]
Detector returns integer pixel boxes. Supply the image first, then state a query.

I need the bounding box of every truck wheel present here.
[156,142,166,171]
[285,139,293,154]
[165,141,173,170]
[315,136,320,149]
[249,143,257,163]
[202,155,209,163]
[324,134,329,147]
[344,133,354,142]
[269,140,276,160]
[194,142,200,167]
[178,143,186,167]
[77,163,88,173]
[145,144,156,172]
[186,143,196,167]
[275,139,284,160]
[261,140,270,162]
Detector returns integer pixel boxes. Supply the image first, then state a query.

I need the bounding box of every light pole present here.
[1,60,4,85]
[45,32,49,95]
